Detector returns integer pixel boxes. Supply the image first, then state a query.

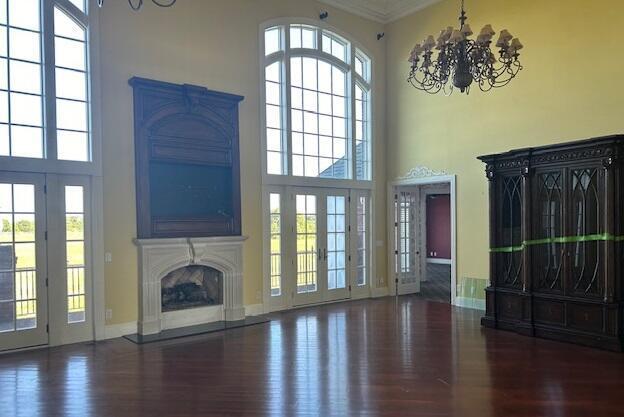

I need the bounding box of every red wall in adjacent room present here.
[426,194,451,259]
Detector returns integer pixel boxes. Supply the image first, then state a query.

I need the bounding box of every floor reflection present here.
[63,355,91,417]
[0,361,41,417]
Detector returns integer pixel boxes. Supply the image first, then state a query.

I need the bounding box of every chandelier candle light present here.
[407,0,523,94]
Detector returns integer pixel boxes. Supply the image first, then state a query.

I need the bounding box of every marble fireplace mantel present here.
[134,236,247,336]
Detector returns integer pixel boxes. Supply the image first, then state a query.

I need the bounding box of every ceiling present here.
[317,0,442,23]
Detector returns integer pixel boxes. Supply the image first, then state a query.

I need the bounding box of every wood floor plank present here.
[1,296,623,417]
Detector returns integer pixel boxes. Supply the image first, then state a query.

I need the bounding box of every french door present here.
[0,173,92,352]
[394,190,420,295]
[0,173,48,351]
[292,188,350,306]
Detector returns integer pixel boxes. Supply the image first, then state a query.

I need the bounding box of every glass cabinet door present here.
[495,176,523,288]
[532,171,564,292]
[566,167,604,298]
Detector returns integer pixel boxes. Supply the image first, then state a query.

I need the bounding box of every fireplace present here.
[130,78,247,336]
[135,237,247,335]
[161,265,223,312]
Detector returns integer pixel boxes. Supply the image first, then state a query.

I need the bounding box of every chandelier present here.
[97,0,177,11]
[407,0,523,95]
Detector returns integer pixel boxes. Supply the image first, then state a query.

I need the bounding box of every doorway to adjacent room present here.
[389,175,456,305]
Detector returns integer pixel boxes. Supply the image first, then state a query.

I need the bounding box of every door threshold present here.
[0,343,49,356]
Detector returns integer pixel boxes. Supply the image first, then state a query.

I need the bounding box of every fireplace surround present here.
[134,236,247,335]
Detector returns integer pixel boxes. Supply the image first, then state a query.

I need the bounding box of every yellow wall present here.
[386,0,623,295]
[99,0,387,324]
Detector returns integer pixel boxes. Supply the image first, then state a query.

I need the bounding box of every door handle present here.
[318,247,322,260]
[324,248,327,260]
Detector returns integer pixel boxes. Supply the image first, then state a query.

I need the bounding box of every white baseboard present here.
[102,321,138,340]
[454,296,485,311]
[371,287,389,298]
[245,303,265,316]
[427,258,452,265]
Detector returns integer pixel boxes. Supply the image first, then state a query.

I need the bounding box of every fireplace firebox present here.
[161,265,223,312]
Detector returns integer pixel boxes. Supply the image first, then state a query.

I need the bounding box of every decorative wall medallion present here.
[397,165,448,180]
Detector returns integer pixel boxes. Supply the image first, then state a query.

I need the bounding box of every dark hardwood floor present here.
[1,296,624,417]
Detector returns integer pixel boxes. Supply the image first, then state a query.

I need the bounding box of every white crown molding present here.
[317,0,443,24]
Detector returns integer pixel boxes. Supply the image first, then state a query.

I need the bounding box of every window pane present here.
[267,152,282,175]
[8,0,40,31]
[56,68,87,101]
[0,124,8,155]
[10,126,42,158]
[264,27,280,56]
[65,185,85,324]
[56,99,87,131]
[269,193,281,296]
[57,130,88,161]
[13,184,34,212]
[290,26,301,48]
[54,7,86,41]
[331,39,346,61]
[65,186,84,212]
[10,93,42,126]
[0,26,6,57]
[66,214,84,240]
[301,27,316,49]
[265,62,280,83]
[9,28,41,62]
[0,91,8,123]
[66,241,84,266]
[9,61,41,94]
[55,37,86,70]
[0,59,8,90]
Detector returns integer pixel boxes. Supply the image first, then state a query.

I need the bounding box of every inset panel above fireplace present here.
[130,77,244,238]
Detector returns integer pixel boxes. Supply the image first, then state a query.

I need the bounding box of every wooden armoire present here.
[479,135,624,351]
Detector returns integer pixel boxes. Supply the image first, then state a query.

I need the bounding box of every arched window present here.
[0,0,91,162]
[262,23,371,181]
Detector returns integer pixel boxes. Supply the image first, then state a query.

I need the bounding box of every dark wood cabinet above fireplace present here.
[130,77,244,239]
[479,134,624,351]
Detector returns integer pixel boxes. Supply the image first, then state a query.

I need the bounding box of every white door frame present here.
[387,174,457,306]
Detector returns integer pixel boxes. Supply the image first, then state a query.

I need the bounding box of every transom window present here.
[0,0,91,162]
[263,23,371,181]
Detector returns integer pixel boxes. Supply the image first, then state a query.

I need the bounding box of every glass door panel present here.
[325,192,349,301]
[0,173,47,351]
[294,193,321,305]
[46,175,93,346]
[291,188,351,306]
[394,190,419,295]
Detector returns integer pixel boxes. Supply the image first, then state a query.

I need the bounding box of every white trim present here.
[317,0,443,23]
[427,258,451,265]
[103,321,138,340]
[388,172,457,306]
[92,176,106,340]
[245,304,265,316]
[454,297,486,311]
